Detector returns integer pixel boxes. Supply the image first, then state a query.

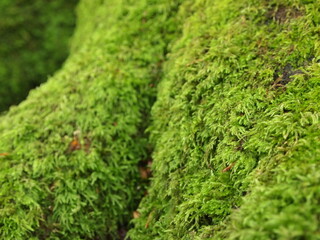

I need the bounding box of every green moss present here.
[0,0,182,239]
[129,0,320,239]
[1,0,320,239]
[0,0,78,111]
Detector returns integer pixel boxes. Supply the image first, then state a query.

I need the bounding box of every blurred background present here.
[0,0,78,112]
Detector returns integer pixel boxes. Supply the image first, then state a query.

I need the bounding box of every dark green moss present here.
[0,0,78,111]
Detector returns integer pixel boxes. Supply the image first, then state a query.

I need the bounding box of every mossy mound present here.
[0,0,181,239]
[0,0,77,111]
[129,0,320,239]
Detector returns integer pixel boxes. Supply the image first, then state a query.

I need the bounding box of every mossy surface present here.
[129,0,320,239]
[0,0,320,239]
[0,0,77,111]
[0,0,181,239]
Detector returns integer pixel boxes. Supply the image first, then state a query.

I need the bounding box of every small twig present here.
[145,210,155,229]
[222,162,236,172]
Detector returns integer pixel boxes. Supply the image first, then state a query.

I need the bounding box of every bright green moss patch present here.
[129,0,320,239]
[0,0,78,111]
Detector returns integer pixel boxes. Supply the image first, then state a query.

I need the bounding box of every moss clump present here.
[0,0,181,239]
[0,0,78,111]
[129,0,320,239]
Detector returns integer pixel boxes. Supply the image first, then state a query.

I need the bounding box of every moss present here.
[0,0,78,111]
[128,0,320,239]
[0,0,320,239]
[0,0,182,239]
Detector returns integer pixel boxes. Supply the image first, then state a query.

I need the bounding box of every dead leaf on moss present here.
[222,162,236,172]
[133,211,141,219]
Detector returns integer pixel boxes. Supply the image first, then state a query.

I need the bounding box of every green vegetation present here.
[0,0,77,111]
[0,0,320,239]
[129,0,320,239]
[0,0,183,239]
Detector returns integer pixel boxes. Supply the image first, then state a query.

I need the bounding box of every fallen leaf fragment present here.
[222,162,236,172]
[67,138,81,153]
[139,167,149,179]
[133,211,140,219]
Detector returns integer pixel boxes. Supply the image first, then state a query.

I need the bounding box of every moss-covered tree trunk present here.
[0,0,182,239]
[129,0,320,239]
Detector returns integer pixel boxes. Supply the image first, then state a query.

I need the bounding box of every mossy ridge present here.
[0,0,78,111]
[0,0,182,239]
[129,0,320,239]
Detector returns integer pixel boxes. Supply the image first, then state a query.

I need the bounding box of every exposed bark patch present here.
[266,5,303,24]
[272,64,303,89]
